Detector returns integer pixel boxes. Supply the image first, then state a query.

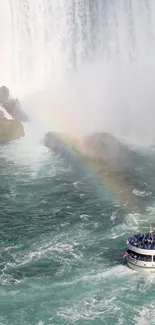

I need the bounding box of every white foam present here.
[133,304,155,325]
[57,295,119,322]
[73,181,82,190]
[106,213,140,240]
[0,122,49,171]
[132,189,152,197]
[9,239,81,269]
[80,214,92,221]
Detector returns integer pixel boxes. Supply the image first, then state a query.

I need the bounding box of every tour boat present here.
[123,225,155,272]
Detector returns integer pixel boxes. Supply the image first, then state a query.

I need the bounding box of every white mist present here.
[1,0,155,144]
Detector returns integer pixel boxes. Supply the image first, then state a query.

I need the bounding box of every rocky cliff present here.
[0,85,29,122]
[0,85,28,142]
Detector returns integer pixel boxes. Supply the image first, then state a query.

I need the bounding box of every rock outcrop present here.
[3,98,29,122]
[0,110,25,141]
[0,85,28,142]
[44,132,63,151]
[43,131,128,168]
[0,85,29,122]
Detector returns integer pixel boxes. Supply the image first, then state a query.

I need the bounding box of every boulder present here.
[44,132,62,150]
[0,113,25,141]
[44,132,70,153]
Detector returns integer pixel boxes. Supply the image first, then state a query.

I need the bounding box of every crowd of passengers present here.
[127,250,152,262]
[128,232,155,249]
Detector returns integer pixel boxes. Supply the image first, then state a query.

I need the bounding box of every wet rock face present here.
[0,87,27,142]
[0,85,29,122]
[44,132,58,149]
[44,132,78,160]
[3,99,29,122]
[0,118,25,141]
[44,132,67,152]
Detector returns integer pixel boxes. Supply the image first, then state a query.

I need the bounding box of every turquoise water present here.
[1,132,155,325]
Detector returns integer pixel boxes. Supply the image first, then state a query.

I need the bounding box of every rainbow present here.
[43,129,137,212]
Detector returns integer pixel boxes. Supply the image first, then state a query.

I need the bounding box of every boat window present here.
[127,250,152,262]
[153,256,155,262]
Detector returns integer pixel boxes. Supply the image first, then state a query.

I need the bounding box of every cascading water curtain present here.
[3,0,155,91]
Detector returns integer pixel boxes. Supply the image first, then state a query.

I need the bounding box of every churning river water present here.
[1,125,155,325]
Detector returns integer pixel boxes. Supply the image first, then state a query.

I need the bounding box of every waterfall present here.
[2,0,155,89]
[1,0,155,141]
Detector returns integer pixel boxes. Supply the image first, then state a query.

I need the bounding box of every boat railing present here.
[127,249,153,262]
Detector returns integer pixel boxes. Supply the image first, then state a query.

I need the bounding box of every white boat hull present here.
[127,257,155,272]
